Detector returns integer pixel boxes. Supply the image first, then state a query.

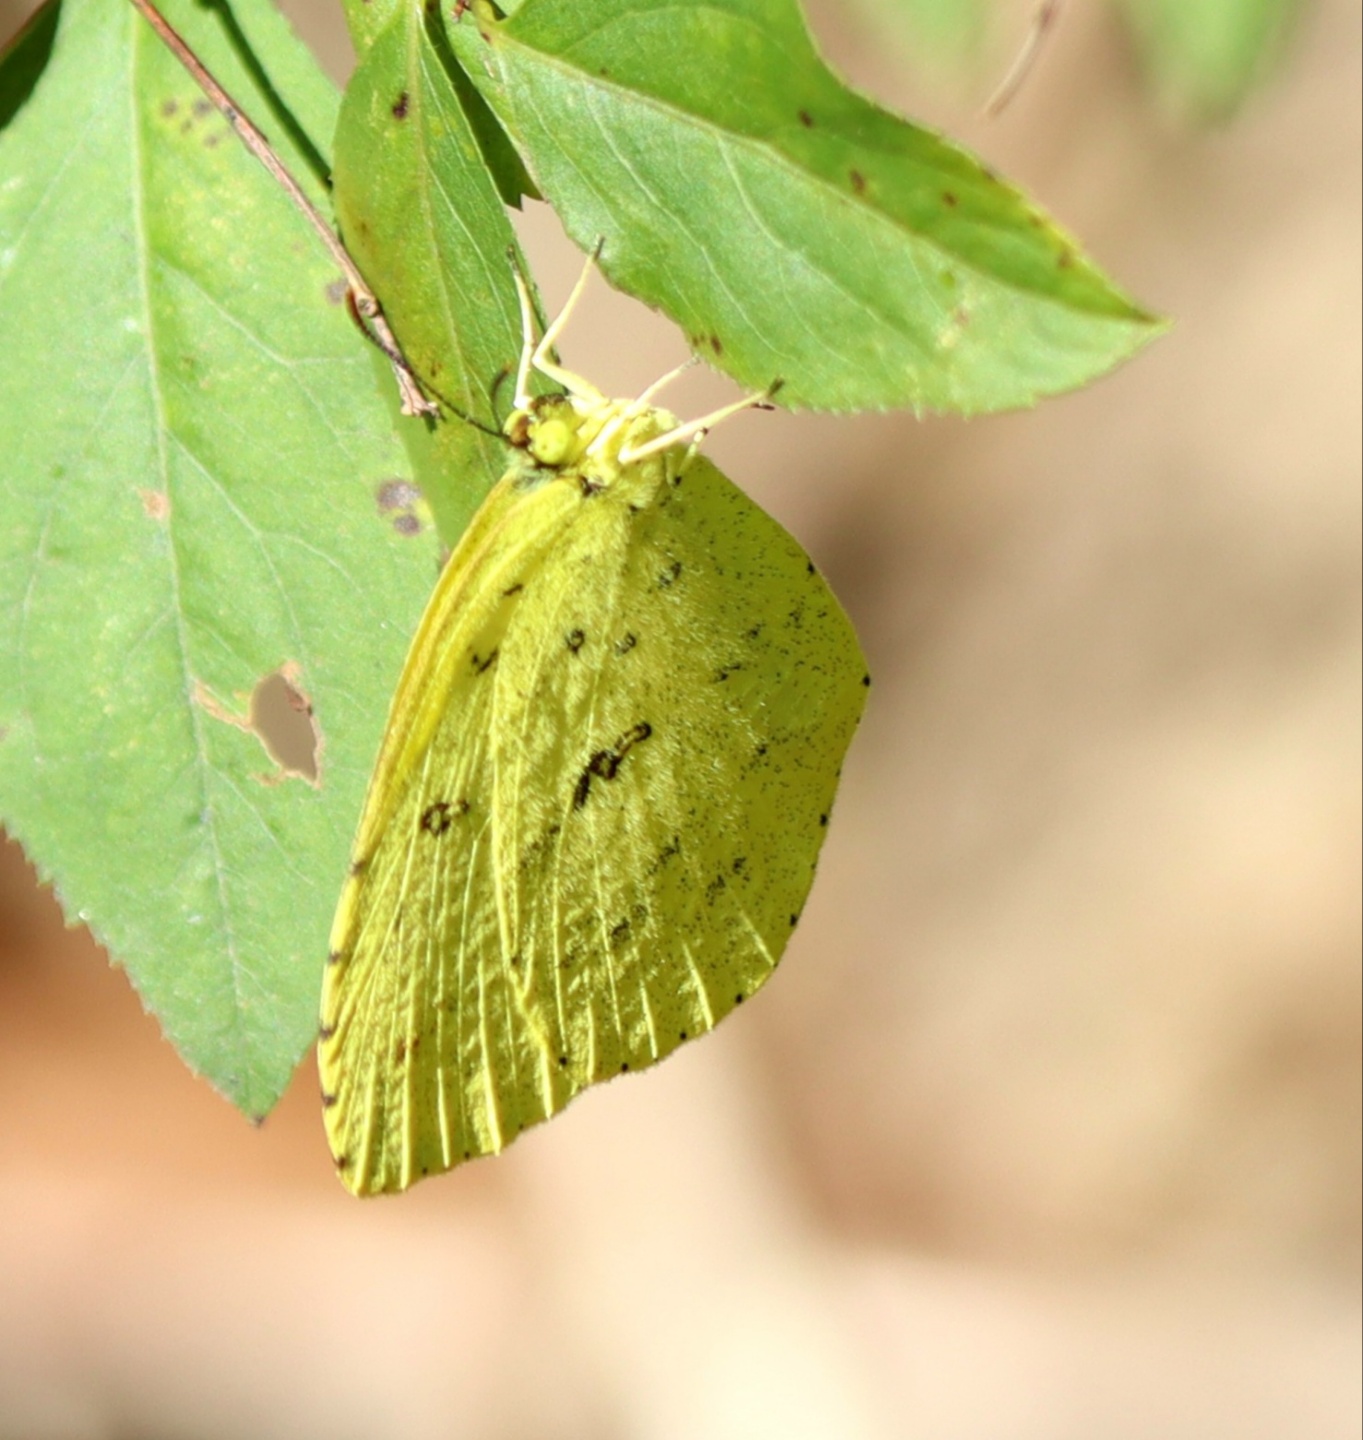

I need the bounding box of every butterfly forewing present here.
[321,471,581,1193]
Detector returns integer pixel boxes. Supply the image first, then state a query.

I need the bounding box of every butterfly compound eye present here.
[529,416,575,468]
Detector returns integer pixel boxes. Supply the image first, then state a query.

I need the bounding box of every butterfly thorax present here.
[505,392,680,500]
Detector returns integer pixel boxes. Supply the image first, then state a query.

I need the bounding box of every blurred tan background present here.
[1,0,1358,1435]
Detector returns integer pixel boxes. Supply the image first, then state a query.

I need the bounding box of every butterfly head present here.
[506,392,680,490]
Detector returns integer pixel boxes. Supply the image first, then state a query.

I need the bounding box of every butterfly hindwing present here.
[491,453,866,1106]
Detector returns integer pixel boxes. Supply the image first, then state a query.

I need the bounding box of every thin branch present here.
[125,0,438,417]
[985,0,1062,118]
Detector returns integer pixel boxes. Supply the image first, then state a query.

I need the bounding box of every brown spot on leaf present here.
[139,489,170,522]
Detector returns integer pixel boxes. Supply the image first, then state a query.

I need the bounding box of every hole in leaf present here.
[249,668,320,783]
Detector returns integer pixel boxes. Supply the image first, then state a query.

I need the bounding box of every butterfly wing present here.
[492,454,868,1106]
[319,470,581,1194]
[322,449,866,1196]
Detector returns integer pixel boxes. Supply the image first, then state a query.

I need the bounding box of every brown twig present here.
[985,0,1062,118]
[125,0,438,418]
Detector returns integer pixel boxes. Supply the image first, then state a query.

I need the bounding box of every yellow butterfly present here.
[318,262,868,1194]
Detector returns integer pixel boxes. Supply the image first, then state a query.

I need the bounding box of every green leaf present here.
[0,0,437,1115]
[449,0,1161,414]
[1116,0,1303,121]
[332,4,535,546]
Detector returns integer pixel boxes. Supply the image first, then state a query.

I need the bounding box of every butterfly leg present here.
[510,242,609,408]
[585,357,700,460]
[618,383,782,466]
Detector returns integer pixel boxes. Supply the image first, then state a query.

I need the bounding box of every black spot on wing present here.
[572,722,653,809]
[419,798,469,836]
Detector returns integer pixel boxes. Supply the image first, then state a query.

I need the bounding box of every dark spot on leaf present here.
[679,1030,688,1040]
[734,993,744,1004]
[319,1020,336,1038]
[392,92,409,120]
[708,334,723,356]
[558,1055,568,1067]
[321,1092,336,1108]
[566,628,585,653]
[862,673,872,686]
[161,99,178,118]
[850,169,867,194]
[471,648,498,674]
[657,560,682,588]
[943,191,958,207]
[615,633,637,656]
[620,1062,630,1073]
[798,109,814,127]
[377,478,421,512]
[503,581,524,597]
[334,1154,350,1171]
[394,1038,407,1063]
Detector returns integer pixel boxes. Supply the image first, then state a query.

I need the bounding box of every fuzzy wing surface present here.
[319,470,580,1195]
[490,456,868,1114]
